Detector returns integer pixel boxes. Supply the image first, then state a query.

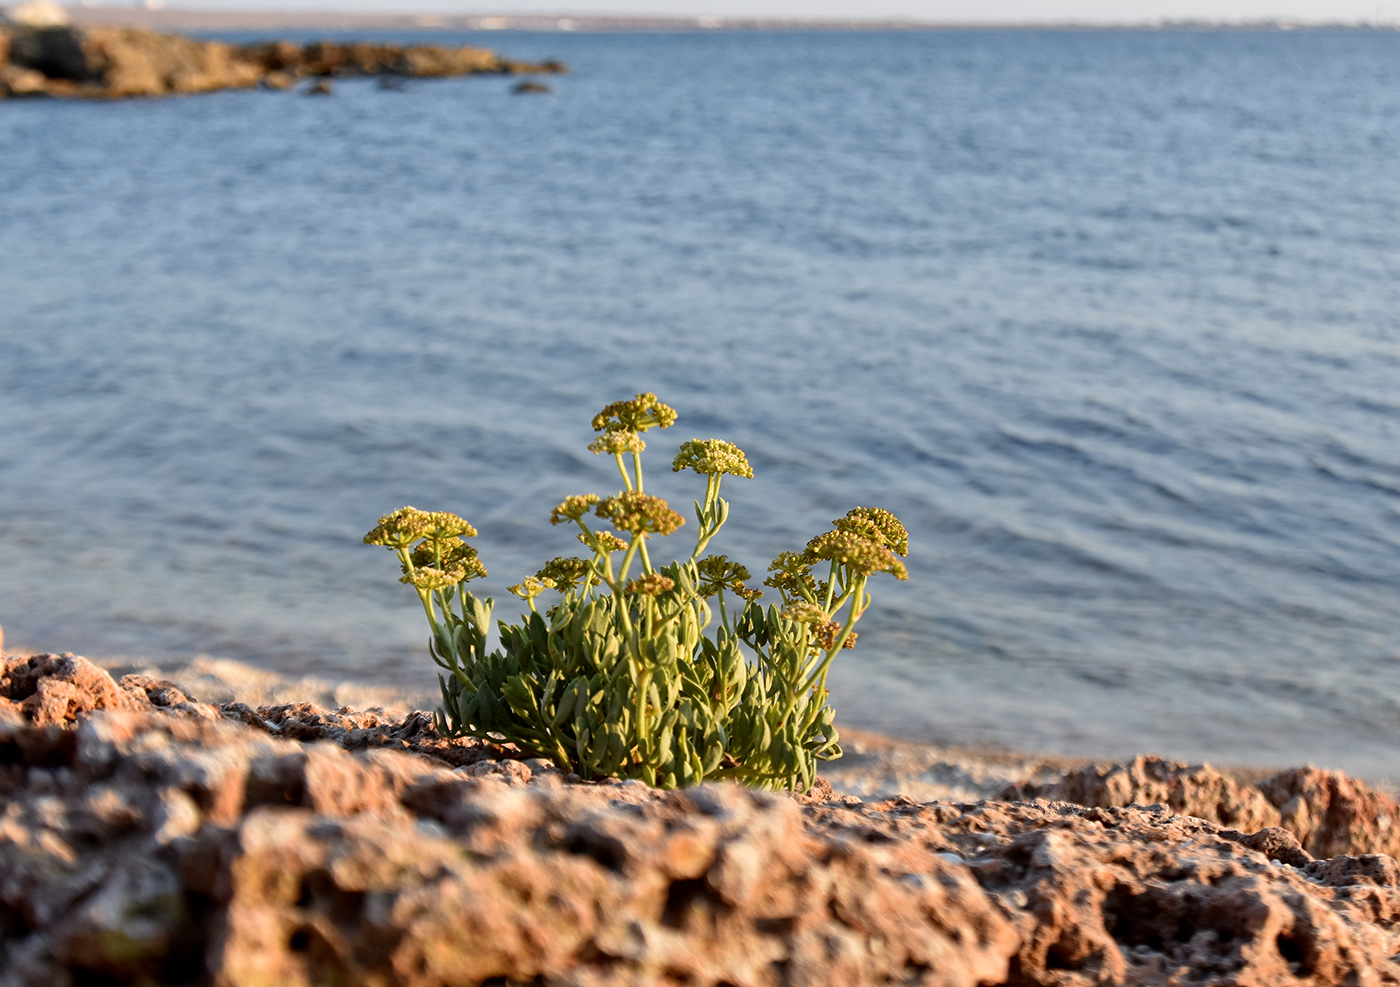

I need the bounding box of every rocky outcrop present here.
[1004,753,1400,861]
[4,652,1400,986]
[0,24,564,99]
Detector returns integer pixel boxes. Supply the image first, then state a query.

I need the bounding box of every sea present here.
[2,27,1399,780]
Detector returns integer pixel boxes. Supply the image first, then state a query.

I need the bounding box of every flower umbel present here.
[592,392,678,434]
[803,531,909,580]
[588,431,646,456]
[508,576,553,601]
[764,550,818,597]
[536,556,596,591]
[364,507,478,549]
[672,439,754,478]
[551,494,601,525]
[833,507,909,557]
[581,530,629,554]
[596,491,685,537]
[624,573,675,597]
[410,540,487,582]
[696,554,761,601]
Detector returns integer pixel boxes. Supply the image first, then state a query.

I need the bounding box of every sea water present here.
[2,28,1399,778]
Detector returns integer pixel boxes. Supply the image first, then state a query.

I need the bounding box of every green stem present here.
[823,560,838,611]
[614,453,634,491]
[632,449,645,492]
[803,577,866,693]
[617,536,642,586]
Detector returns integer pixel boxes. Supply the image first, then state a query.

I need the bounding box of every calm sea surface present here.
[3,28,1399,778]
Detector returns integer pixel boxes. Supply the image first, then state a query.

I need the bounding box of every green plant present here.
[365,393,907,791]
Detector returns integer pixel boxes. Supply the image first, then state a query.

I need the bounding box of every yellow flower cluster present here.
[764,551,818,596]
[803,530,909,580]
[595,491,685,537]
[833,507,909,557]
[364,507,478,549]
[780,602,830,624]
[401,567,461,591]
[508,576,553,600]
[410,540,487,583]
[696,554,762,602]
[671,439,754,479]
[591,392,678,435]
[536,556,596,590]
[580,530,629,554]
[588,431,646,456]
[551,494,601,526]
[624,573,675,597]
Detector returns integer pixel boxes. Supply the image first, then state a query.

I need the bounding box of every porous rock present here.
[4,653,1400,986]
[1004,753,1400,861]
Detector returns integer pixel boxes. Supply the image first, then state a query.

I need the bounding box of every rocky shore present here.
[2,649,1399,985]
[0,19,563,99]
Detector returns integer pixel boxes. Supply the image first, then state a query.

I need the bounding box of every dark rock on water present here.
[3,651,1400,985]
[7,26,90,81]
[513,80,551,94]
[0,24,566,100]
[304,78,333,97]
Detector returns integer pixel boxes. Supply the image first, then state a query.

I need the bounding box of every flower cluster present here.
[764,551,818,597]
[591,392,678,435]
[803,530,909,580]
[624,573,675,597]
[580,530,629,554]
[696,554,762,602]
[781,602,831,625]
[410,540,487,583]
[536,556,596,591]
[833,507,909,558]
[365,508,486,591]
[551,494,601,526]
[595,491,685,537]
[364,507,478,549]
[508,576,552,601]
[588,430,646,456]
[672,439,754,479]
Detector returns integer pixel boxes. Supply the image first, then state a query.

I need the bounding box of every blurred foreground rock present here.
[0,23,563,99]
[2,652,1400,985]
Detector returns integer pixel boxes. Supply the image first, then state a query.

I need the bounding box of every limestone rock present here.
[0,25,565,99]
[1004,754,1284,834]
[1003,753,1400,862]
[1260,767,1400,860]
[4,652,1400,986]
[7,25,90,82]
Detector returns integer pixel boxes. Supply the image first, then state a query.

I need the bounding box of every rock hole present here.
[1043,942,1079,970]
[1276,931,1308,973]
[1104,884,1165,951]
[289,928,312,952]
[561,827,629,873]
[755,915,796,936]
[661,878,709,929]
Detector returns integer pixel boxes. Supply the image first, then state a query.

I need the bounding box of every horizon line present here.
[61,7,1399,31]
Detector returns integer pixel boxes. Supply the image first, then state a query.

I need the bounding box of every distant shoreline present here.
[64,8,1398,34]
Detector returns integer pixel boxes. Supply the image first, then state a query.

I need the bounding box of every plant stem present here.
[614,453,634,491]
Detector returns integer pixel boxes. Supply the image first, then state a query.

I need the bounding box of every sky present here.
[95,0,1400,25]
